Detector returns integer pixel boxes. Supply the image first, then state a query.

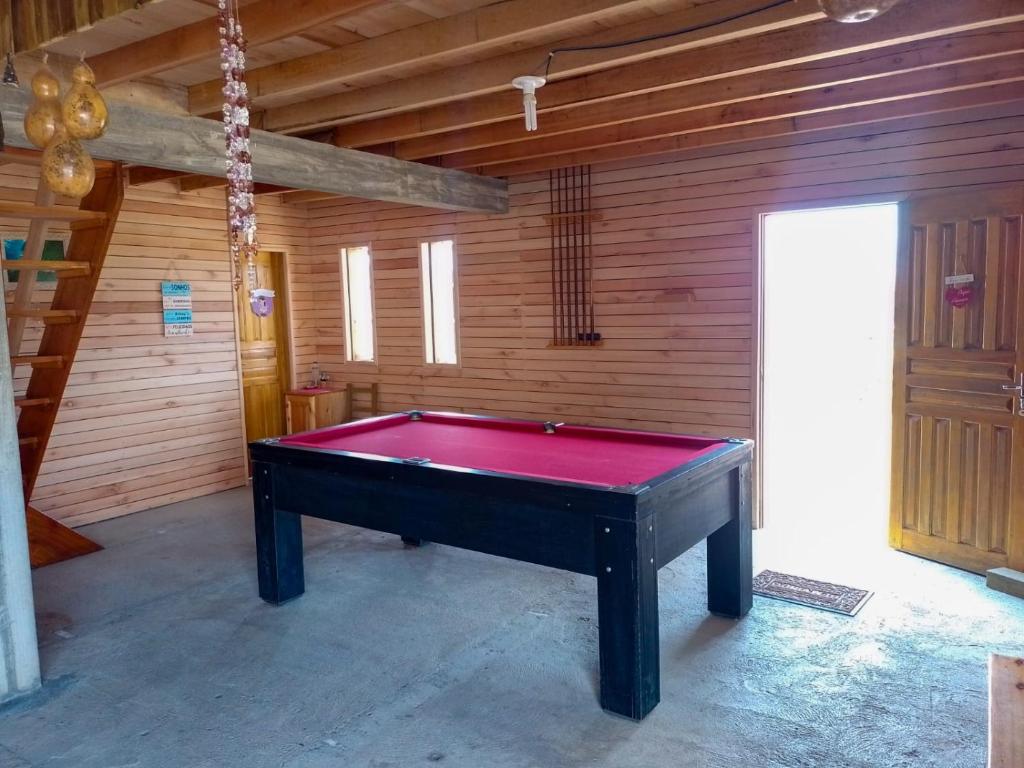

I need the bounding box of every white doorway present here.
[756,203,900,582]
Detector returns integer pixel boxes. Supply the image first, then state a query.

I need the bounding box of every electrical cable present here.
[538,0,796,80]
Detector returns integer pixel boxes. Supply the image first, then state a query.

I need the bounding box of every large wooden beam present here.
[261,0,824,133]
[440,56,1024,169]
[478,81,1024,177]
[396,29,1024,160]
[332,0,1024,148]
[91,0,386,87]
[0,88,507,213]
[188,0,692,115]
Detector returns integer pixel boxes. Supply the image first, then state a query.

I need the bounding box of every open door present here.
[237,251,290,443]
[890,186,1024,575]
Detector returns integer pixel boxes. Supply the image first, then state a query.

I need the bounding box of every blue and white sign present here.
[161,281,193,336]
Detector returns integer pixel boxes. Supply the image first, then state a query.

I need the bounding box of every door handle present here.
[1004,372,1024,414]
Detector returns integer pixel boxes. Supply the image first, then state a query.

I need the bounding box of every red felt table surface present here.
[279,412,727,488]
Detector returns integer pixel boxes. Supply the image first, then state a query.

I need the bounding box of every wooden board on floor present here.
[989,654,1024,768]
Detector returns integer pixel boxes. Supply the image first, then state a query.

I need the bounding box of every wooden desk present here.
[284,387,347,434]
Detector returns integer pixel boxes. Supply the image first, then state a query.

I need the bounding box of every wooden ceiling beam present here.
[332,0,1024,149]
[394,28,1024,160]
[439,56,1024,170]
[476,80,1024,178]
[188,0,691,116]
[91,0,387,87]
[8,0,153,53]
[0,87,507,213]
[261,0,824,133]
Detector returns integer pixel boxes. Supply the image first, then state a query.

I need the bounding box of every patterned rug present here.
[753,570,873,616]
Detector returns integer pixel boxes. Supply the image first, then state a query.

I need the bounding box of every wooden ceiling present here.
[21,0,1024,189]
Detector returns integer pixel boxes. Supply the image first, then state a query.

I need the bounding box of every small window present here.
[340,246,375,362]
[420,239,458,365]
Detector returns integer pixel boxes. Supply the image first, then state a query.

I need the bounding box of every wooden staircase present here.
[2,151,124,567]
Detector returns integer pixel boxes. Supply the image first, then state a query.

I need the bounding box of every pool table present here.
[249,410,753,720]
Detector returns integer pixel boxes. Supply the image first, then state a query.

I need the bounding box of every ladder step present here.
[10,354,64,368]
[5,308,79,324]
[18,436,38,447]
[14,396,54,408]
[1,259,91,276]
[0,201,108,223]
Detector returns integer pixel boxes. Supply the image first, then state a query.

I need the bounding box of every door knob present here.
[1004,372,1024,414]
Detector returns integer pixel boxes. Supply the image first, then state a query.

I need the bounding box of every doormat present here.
[753,570,873,616]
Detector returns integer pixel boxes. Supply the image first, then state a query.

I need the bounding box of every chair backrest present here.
[346,382,380,421]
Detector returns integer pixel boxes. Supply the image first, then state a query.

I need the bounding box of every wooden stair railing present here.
[4,155,124,567]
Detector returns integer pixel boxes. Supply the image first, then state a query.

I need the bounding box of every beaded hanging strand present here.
[218,0,259,297]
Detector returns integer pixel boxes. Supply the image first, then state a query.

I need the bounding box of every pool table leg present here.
[595,516,660,721]
[706,462,753,618]
[253,461,305,605]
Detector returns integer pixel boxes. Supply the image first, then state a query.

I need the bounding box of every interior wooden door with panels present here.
[890,186,1024,575]
[237,251,290,443]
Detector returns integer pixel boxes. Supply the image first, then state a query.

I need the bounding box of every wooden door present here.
[237,251,290,443]
[891,186,1024,574]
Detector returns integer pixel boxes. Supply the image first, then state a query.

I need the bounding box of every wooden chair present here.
[345,382,379,421]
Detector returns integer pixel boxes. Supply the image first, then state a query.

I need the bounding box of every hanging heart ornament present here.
[943,273,974,308]
[944,285,973,308]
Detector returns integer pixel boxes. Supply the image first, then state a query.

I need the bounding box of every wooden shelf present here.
[10,354,65,368]
[1,259,91,276]
[14,397,55,408]
[6,308,80,324]
[0,201,108,223]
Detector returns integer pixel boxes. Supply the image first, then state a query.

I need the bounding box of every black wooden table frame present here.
[250,420,753,721]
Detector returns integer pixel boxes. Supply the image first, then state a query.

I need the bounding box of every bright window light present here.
[340,246,375,362]
[420,239,458,365]
[760,203,899,581]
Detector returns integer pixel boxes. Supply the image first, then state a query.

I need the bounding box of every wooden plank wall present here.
[297,102,1024,434]
[1,167,309,527]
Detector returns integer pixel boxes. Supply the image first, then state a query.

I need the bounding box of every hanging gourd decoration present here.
[41,124,95,199]
[24,58,62,148]
[62,56,108,139]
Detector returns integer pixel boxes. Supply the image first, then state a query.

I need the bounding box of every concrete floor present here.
[2,487,1022,768]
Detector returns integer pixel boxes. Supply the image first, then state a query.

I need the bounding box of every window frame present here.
[419,237,460,367]
[339,244,377,365]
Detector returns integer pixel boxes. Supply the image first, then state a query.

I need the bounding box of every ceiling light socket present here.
[512,75,546,132]
[818,0,902,23]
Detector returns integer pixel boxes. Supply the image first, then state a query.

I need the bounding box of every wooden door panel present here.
[237,252,289,444]
[891,186,1024,574]
[898,413,1012,573]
